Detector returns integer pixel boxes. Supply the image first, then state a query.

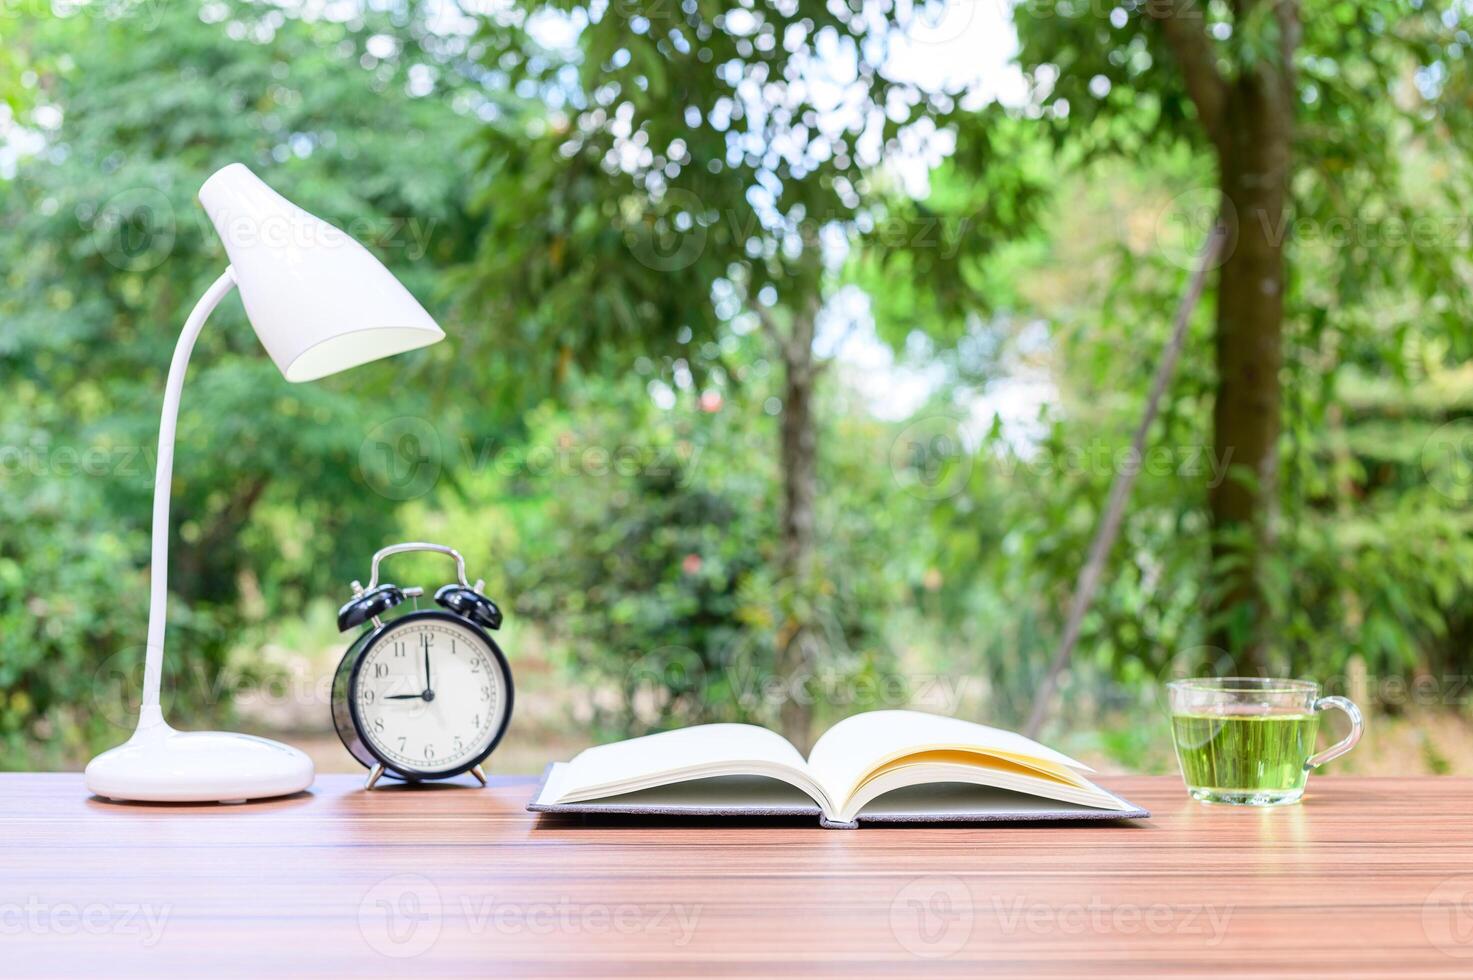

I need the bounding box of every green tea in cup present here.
[1167,678,1363,806]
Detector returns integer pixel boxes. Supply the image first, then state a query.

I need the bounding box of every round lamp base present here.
[85,726,314,804]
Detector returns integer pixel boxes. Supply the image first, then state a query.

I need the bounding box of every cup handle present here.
[1305,696,1364,769]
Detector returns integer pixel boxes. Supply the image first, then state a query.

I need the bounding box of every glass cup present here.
[1167,677,1363,806]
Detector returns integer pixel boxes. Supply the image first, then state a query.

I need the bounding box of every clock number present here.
[398,737,406,751]
[373,717,384,733]
[392,641,406,658]
[373,662,388,679]
[480,685,490,700]
[363,689,376,705]
[424,744,435,760]
[454,736,464,753]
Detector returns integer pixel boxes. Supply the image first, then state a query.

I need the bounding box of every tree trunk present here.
[1206,14,1297,674]
[775,299,819,748]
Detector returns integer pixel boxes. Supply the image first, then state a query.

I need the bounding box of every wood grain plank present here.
[2,774,1471,978]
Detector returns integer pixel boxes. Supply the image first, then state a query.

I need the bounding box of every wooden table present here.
[3,774,1471,978]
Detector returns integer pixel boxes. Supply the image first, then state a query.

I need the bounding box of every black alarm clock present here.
[331,542,514,790]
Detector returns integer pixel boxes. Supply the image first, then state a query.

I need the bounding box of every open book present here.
[529,710,1147,829]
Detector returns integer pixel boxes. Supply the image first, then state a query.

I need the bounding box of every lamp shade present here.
[198,163,444,382]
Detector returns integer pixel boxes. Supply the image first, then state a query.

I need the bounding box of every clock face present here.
[352,615,510,776]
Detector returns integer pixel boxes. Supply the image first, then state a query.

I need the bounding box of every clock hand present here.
[384,693,425,700]
[423,634,432,694]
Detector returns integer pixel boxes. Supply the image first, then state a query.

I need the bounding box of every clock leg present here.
[470,765,487,787]
[365,764,386,791]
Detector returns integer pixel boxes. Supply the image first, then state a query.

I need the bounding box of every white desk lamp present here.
[85,163,445,803]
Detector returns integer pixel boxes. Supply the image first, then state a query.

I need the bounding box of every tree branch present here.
[753,304,785,351]
[755,303,802,372]
[1148,0,1229,155]
[1023,223,1228,739]
[1272,0,1301,106]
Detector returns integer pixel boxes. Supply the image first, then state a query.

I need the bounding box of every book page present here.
[837,758,1131,822]
[853,783,1129,818]
[806,710,1096,810]
[554,775,821,812]
[538,724,829,809]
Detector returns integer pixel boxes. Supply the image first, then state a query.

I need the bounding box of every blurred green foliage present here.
[2,0,1472,771]
[510,348,916,738]
[1008,0,1473,662]
[459,0,1056,744]
[913,151,1473,723]
[0,0,483,765]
